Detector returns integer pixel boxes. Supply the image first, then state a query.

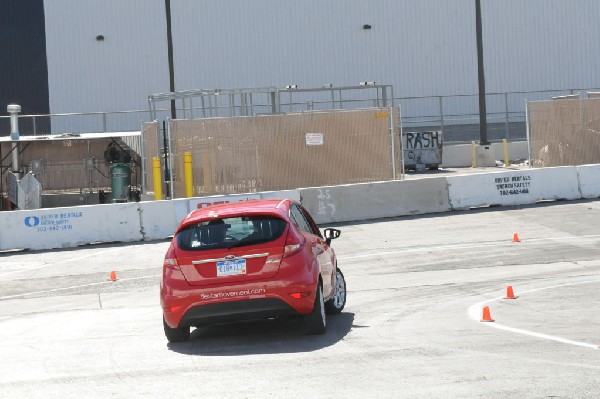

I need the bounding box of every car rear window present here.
[176,215,287,251]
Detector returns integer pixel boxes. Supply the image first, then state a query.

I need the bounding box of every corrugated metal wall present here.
[169,0,479,97]
[43,0,170,133]
[483,0,600,92]
[40,0,600,132]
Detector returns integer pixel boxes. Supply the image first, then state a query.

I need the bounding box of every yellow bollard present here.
[184,151,193,198]
[503,139,509,167]
[471,141,477,168]
[152,157,163,200]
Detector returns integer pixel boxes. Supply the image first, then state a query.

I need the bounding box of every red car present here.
[160,199,346,342]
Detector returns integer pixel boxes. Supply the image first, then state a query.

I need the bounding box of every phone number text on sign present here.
[24,211,83,233]
[494,175,532,196]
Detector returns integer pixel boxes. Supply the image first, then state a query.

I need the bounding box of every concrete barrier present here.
[138,191,301,241]
[299,178,451,224]
[448,166,581,210]
[138,199,190,241]
[2,166,598,252]
[0,203,142,251]
[188,193,261,211]
[441,141,528,168]
[577,164,600,199]
[260,190,301,202]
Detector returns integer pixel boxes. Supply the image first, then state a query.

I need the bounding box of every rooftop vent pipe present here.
[8,104,21,175]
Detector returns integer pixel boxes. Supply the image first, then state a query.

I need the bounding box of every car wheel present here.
[325,268,346,315]
[305,281,326,335]
[163,317,190,343]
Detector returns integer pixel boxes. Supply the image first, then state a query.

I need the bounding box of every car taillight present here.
[163,244,180,270]
[284,226,304,257]
[164,258,180,270]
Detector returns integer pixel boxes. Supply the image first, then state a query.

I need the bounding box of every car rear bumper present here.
[162,281,316,328]
[177,298,297,328]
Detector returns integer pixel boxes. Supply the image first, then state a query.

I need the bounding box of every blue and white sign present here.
[24,211,83,233]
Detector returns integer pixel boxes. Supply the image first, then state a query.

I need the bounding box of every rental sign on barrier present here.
[0,203,142,251]
[447,167,581,210]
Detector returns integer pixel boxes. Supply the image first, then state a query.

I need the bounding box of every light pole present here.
[475,0,489,145]
[165,0,176,119]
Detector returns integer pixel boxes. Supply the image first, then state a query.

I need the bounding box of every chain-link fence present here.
[143,108,400,198]
[0,136,141,202]
[528,98,600,167]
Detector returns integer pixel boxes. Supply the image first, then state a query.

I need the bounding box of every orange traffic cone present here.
[512,233,521,242]
[480,306,495,322]
[109,271,118,281]
[504,285,519,299]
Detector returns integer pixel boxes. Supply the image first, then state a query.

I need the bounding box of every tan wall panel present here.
[153,108,399,198]
[530,99,600,167]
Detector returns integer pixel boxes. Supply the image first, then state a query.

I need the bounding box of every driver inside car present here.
[203,219,229,245]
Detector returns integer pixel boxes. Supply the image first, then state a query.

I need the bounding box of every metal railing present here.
[2,87,600,143]
[147,84,394,120]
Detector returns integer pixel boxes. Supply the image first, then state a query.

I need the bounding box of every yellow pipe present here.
[471,141,477,168]
[184,151,193,198]
[152,157,163,200]
[503,139,509,167]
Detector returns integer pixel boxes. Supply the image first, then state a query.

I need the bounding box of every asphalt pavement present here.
[1,199,600,398]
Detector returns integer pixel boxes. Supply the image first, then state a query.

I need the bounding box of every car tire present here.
[163,317,190,343]
[325,268,346,315]
[305,281,326,335]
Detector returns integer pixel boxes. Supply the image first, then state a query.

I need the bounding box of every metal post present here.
[184,151,193,197]
[165,0,177,120]
[241,93,247,116]
[475,0,489,145]
[102,112,107,132]
[398,104,405,179]
[8,104,21,177]
[215,92,220,117]
[32,116,37,136]
[167,118,175,198]
[525,100,532,168]
[200,95,206,118]
[152,157,163,200]
[140,121,147,195]
[389,106,396,180]
[330,89,335,109]
[270,91,276,114]
[439,96,444,133]
[504,92,510,140]
[162,120,170,199]
[148,96,156,121]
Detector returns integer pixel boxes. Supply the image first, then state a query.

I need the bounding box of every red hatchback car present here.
[160,199,346,342]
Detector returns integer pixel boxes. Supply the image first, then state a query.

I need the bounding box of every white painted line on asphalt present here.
[0,251,119,277]
[468,278,600,350]
[0,275,161,301]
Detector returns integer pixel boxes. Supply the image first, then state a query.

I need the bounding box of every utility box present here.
[402,131,443,171]
[475,144,496,167]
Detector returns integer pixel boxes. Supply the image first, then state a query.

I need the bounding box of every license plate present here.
[216,259,247,277]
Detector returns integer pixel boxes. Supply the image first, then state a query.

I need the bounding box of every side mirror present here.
[323,228,341,245]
